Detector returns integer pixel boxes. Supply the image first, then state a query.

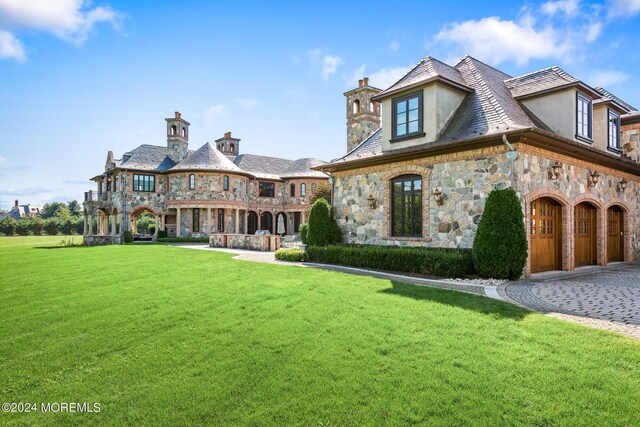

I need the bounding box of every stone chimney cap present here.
[358,79,364,87]
[363,77,369,86]
[224,131,231,138]
[175,111,181,119]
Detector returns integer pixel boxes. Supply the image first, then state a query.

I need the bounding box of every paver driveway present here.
[502,263,640,325]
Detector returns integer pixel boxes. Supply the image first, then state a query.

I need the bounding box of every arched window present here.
[391,175,422,237]
[170,125,177,135]
[189,174,195,190]
[300,183,306,196]
[352,99,360,114]
[290,183,295,197]
[369,101,376,112]
[230,143,234,152]
[223,175,229,191]
[181,127,187,137]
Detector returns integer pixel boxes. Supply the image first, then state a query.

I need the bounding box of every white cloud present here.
[434,16,572,66]
[608,0,640,18]
[306,48,343,80]
[389,41,400,52]
[236,98,260,108]
[0,30,24,61]
[541,0,580,16]
[368,65,413,90]
[203,105,228,123]
[588,70,630,87]
[0,155,8,172]
[347,64,367,88]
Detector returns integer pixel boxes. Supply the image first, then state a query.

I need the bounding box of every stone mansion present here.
[319,55,640,277]
[83,112,328,245]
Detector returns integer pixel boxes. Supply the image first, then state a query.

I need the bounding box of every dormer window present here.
[576,93,592,141]
[392,91,423,140]
[608,110,620,152]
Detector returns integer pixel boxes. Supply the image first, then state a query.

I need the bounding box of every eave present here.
[371,76,473,102]
[513,82,602,101]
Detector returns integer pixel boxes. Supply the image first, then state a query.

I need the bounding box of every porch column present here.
[154,215,159,237]
[235,209,240,234]
[83,214,88,235]
[244,211,249,234]
[301,211,306,224]
[132,216,137,234]
[176,208,181,237]
[111,215,117,235]
[207,208,212,236]
[88,214,94,235]
[258,212,262,231]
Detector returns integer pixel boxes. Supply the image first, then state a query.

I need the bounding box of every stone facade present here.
[345,78,381,153]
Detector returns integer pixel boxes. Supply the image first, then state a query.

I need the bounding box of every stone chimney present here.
[14,199,19,209]
[215,132,240,156]
[344,77,382,153]
[165,111,190,163]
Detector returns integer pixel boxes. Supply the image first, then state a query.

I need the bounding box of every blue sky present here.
[1,0,639,208]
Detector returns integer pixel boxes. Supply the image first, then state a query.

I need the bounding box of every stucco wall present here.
[522,88,576,141]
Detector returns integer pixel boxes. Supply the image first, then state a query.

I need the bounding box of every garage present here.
[607,206,624,262]
[574,202,597,267]
[530,198,562,273]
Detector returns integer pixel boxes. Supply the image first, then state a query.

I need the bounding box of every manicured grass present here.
[1,236,639,426]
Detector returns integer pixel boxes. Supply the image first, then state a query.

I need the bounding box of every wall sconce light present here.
[588,170,600,187]
[548,160,562,180]
[367,194,376,209]
[618,177,628,193]
[433,187,444,206]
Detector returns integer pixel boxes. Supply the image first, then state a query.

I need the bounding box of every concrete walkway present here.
[168,244,640,339]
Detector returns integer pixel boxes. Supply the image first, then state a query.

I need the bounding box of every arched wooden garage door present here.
[530,198,562,273]
[574,202,597,267]
[607,206,624,262]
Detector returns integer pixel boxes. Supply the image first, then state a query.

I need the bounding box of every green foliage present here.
[299,223,309,244]
[67,200,82,217]
[0,217,18,236]
[157,230,168,239]
[158,237,209,243]
[148,225,156,236]
[41,202,70,219]
[135,212,155,234]
[472,188,528,280]
[306,181,332,206]
[58,237,83,247]
[124,230,133,243]
[44,218,60,236]
[306,245,475,278]
[275,248,307,262]
[15,220,33,236]
[306,198,341,246]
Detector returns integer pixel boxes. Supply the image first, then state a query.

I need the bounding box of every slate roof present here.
[504,66,579,98]
[281,158,328,178]
[232,154,294,180]
[170,143,243,173]
[338,129,382,163]
[118,144,178,172]
[594,87,637,112]
[375,56,470,99]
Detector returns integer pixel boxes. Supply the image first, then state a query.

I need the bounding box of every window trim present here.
[390,174,423,238]
[259,181,275,198]
[223,175,229,191]
[391,90,424,142]
[189,174,195,190]
[607,108,621,153]
[575,92,593,143]
[132,174,155,192]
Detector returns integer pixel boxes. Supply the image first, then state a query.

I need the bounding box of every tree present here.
[0,217,18,236]
[30,217,45,235]
[44,218,60,236]
[306,182,332,207]
[15,219,32,236]
[41,202,70,219]
[307,198,342,246]
[472,188,528,280]
[67,200,82,217]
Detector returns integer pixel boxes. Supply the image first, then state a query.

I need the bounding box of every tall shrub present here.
[307,198,341,246]
[0,217,18,236]
[472,188,528,280]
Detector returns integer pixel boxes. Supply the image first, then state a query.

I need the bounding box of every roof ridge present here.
[504,65,564,82]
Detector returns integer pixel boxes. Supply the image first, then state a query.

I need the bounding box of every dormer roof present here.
[504,66,600,99]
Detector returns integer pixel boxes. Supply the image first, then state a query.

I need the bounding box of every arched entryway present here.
[574,202,597,267]
[260,211,273,234]
[607,206,624,262]
[247,211,258,235]
[530,197,563,273]
[276,212,287,235]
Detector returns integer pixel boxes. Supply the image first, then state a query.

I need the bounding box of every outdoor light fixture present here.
[588,170,601,187]
[548,160,562,180]
[433,187,444,206]
[618,177,628,193]
[367,194,376,209]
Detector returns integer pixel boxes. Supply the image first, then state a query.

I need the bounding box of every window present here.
[300,183,306,196]
[133,174,155,192]
[352,99,360,114]
[391,175,422,237]
[223,175,229,191]
[608,110,620,151]
[259,181,275,197]
[192,208,200,232]
[217,209,224,232]
[393,91,422,139]
[170,125,176,135]
[230,143,234,152]
[576,93,592,140]
[189,174,195,190]
[181,127,187,137]
[290,183,295,197]
[369,101,375,112]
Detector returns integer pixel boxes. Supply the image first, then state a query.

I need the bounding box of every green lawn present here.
[1,236,638,426]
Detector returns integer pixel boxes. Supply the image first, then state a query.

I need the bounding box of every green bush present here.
[306,245,475,278]
[0,217,18,236]
[275,248,307,262]
[44,218,60,236]
[158,237,209,243]
[307,198,341,246]
[299,223,309,244]
[472,188,527,280]
[148,225,156,236]
[15,220,33,236]
[124,230,133,243]
[157,230,168,238]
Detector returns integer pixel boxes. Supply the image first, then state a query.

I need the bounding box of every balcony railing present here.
[84,191,112,202]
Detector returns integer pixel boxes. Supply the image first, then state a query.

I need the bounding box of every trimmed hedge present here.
[299,223,309,244]
[472,188,527,280]
[123,230,133,243]
[275,248,307,262]
[306,245,475,278]
[158,237,209,243]
[307,198,341,246]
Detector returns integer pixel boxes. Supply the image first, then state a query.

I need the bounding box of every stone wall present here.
[209,234,280,251]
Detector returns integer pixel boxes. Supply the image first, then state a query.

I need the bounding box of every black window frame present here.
[217,209,224,232]
[132,174,155,192]
[192,208,200,233]
[607,109,621,153]
[223,175,229,191]
[290,183,295,197]
[391,91,424,142]
[189,174,195,190]
[391,174,423,238]
[576,92,593,142]
[259,181,275,198]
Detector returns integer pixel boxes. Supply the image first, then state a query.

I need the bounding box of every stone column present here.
[161,214,166,231]
[105,214,110,235]
[244,211,249,234]
[154,215,159,237]
[258,212,262,231]
[176,208,181,237]
[111,215,117,235]
[207,207,212,236]
[83,214,88,235]
[301,211,306,224]
[133,216,137,234]
[88,215,93,235]
[235,209,240,234]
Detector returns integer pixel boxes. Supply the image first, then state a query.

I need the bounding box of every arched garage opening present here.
[574,202,598,267]
[530,197,563,273]
[607,205,624,262]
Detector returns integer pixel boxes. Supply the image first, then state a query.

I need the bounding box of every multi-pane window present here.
[290,183,295,197]
[576,93,592,140]
[393,91,422,139]
[133,174,155,192]
[300,183,306,196]
[189,174,195,190]
[608,110,620,151]
[218,209,224,232]
[223,175,229,191]
[259,182,275,197]
[391,175,422,237]
[192,208,200,233]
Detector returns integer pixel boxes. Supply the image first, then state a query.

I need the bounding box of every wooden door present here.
[607,206,624,262]
[530,198,562,273]
[574,203,597,267]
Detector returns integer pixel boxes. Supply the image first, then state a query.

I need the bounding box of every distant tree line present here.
[0,201,85,236]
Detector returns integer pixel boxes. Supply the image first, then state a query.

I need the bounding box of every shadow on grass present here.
[380,280,530,320]
[34,245,88,250]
